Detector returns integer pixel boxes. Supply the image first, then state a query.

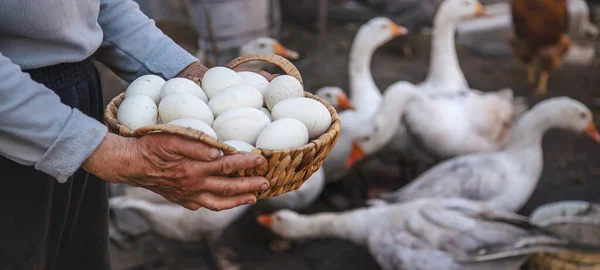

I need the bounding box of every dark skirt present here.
[0,58,111,270]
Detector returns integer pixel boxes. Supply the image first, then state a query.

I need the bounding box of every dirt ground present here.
[104,13,600,270]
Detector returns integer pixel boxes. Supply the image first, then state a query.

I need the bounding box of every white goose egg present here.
[208,84,263,117]
[159,77,208,103]
[117,95,158,130]
[256,118,309,150]
[271,97,332,139]
[264,75,304,110]
[213,107,271,144]
[158,93,214,125]
[223,140,256,152]
[237,71,269,96]
[168,118,217,139]
[260,107,272,121]
[124,74,165,104]
[201,66,245,99]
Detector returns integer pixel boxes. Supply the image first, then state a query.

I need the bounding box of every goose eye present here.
[380,24,387,29]
[579,112,587,119]
[259,43,267,49]
[324,93,332,98]
[463,1,471,6]
[276,215,282,221]
[373,126,379,133]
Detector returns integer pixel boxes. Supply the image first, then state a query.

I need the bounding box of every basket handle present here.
[225,53,303,85]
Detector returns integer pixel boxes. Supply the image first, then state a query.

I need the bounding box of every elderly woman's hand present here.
[83,133,269,211]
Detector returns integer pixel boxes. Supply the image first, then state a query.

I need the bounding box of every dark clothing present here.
[0,58,110,270]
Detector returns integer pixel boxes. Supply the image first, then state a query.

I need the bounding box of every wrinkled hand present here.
[83,133,269,211]
[177,61,278,83]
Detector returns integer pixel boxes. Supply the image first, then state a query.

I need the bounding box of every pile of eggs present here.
[117,67,332,152]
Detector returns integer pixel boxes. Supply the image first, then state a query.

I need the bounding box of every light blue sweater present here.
[0,0,198,183]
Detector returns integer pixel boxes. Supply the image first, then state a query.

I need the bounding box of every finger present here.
[179,201,203,211]
[163,135,222,162]
[201,176,269,197]
[203,153,266,175]
[195,192,257,211]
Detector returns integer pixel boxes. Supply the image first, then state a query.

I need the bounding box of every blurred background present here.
[102,0,600,269]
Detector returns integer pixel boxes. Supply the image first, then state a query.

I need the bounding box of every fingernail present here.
[261,183,269,191]
[209,148,220,159]
[247,200,256,205]
[256,157,265,165]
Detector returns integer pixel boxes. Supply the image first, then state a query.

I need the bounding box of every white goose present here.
[315,86,356,111]
[109,188,250,269]
[361,97,600,213]
[418,0,488,96]
[347,17,407,117]
[345,81,524,168]
[257,197,595,270]
[318,17,409,182]
[237,37,299,70]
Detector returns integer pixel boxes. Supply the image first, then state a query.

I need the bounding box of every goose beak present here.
[257,214,274,228]
[475,2,490,17]
[337,93,356,110]
[345,141,366,168]
[273,42,300,60]
[390,23,409,37]
[585,121,600,143]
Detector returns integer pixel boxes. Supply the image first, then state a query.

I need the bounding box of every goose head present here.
[508,97,600,147]
[435,0,488,24]
[239,37,299,59]
[345,122,385,168]
[354,17,409,50]
[316,87,356,110]
[257,210,307,239]
[535,97,600,142]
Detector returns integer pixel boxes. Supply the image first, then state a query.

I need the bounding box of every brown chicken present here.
[510,0,571,95]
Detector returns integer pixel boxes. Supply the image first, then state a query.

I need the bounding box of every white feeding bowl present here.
[271,97,332,139]
[256,118,309,150]
[158,93,214,125]
[264,75,304,110]
[202,66,245,99]
[168,118,217,139]
[159,77,208,103]
[208,84,263,117]
[124,74,165,104]
[117,95,158,130]
[212,107,271,145]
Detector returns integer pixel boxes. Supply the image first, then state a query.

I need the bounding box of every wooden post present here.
[317,0,328,36]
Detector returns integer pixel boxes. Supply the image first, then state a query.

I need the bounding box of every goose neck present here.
[349,37,381,105]
[426,20,465,83]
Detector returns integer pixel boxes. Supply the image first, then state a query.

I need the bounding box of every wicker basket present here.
[104,53,341,199]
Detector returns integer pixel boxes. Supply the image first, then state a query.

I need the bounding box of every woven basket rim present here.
[103,53,340,158]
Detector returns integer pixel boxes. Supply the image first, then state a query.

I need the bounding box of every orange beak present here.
[257,214,274,228]
[585,121,600,143]
[389,23,409,37]
[337,93,356,110]
[475,2,490,17]
[273,42,300,60]
[345,141,366,168]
